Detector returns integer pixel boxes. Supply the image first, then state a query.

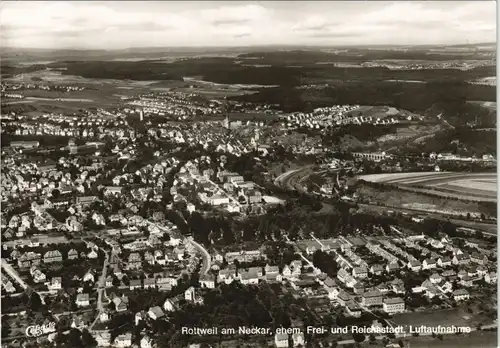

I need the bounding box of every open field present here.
[345,105,403,119]
[171,87,256,97]
[471,76,496,86]
[358,172,497,202]
[355,183,495,218]
[358,203,498,234]
[467,100,497,111]
[393,307,488,328]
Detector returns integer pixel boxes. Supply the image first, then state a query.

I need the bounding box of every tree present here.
[66,328,84,347]
[51,189,61,199]
[29,292,42,311]
[352,332,365,343]
[82,329,98,348]
[1,320,11,338]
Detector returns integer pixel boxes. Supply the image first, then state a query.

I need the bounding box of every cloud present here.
[292,16,330,32]
[0,1,495,48]
[200,4,270,26]
[291,2,495,45]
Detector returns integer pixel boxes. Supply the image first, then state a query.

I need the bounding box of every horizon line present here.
[1,41,496,52]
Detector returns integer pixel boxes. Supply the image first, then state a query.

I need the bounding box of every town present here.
[0,2,497,348]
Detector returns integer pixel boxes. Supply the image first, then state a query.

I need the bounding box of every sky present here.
[0,1,496,49]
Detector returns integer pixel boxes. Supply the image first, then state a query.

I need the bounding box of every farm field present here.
[355,182,495,218]
[393,307,488,328]
[357,172,497,202]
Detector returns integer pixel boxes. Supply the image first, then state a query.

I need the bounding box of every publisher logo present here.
[25,322,56,337]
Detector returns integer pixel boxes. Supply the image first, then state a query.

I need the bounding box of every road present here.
[146,220,211,276]
[90,250,110,330]
[275,166,314,192]
[189,238,211,276]
[277,165,497,236]
[276,165,349,193]
[1,258,29,290]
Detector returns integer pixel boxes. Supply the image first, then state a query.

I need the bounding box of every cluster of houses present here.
[291,233,496,318]
[1,82,85,92]
[283,105,360,129]
[127,93,221,120]
[281,104,406,129]
[172,159,268,215]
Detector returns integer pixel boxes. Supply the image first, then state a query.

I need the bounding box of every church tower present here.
[222,97,229,129]
[253,128,259,150]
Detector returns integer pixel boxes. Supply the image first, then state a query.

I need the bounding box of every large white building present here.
[383,298,405,314]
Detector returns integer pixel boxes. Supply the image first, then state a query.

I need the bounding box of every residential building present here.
[275,333,289,348]
[185,286,196,302]
[18,252,41,268]
[383,298,405,314]
[140,336,154,348]
[453,289,470,301]
[67,249,79,260]
[43,250,63,263]
[292,332,305,347]
[164,298,180,312]
[361,290,383,307]
[76,293,90,307]
[437,256,452,268]
[453,254,471,266]
[49,277,62,291]
[113,295,129,312]
[114,333,132,348]
[352,267,368,279]
[129,279,142,290]
[485,272,497,284]
[200,274,216,289]
[148,306,165,320]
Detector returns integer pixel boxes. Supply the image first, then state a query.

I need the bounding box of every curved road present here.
[146,220,211,276]
[277,165,348,192]
[188,238,211,276]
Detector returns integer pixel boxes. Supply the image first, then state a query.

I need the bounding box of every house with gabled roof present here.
[437,256,452,268]
[44,250,62,263]
[129,279,142,290]
[361,290,383,307]
[386,261,400,272]
[112,295,129,312]
[453,253,471,266]
[164,297,180,312]
[113,333,132,348]
[143,278,156,289]
[76,293,90,307]
[422,258,437,270]
[140,335,153,348]
[471,252,488,265]
[49,277,62,291]
[148,306,165,320]
[485,271,497,284]
[199,274,216,289]
[18,252,41,268]
[67,249,79,260]
[370,264,384,275]
[453,289,470,301]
